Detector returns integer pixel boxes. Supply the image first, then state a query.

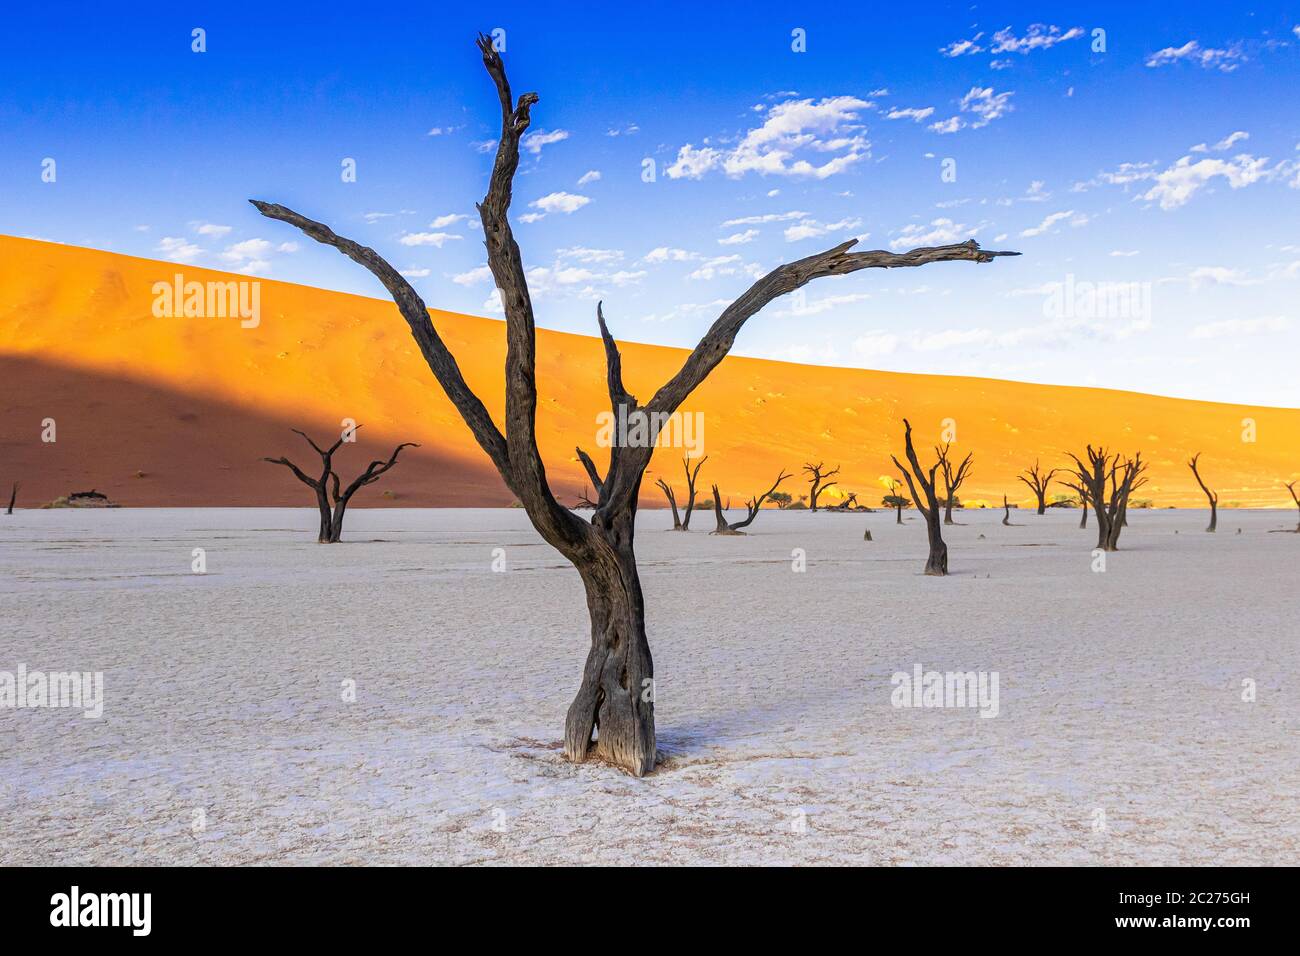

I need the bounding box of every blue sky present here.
[3,1,1299,405]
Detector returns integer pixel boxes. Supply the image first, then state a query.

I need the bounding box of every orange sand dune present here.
[1,235,1297,510]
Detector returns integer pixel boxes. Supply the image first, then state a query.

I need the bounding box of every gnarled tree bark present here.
[802,461,840,513]
[251,33,1017,774]
[892,419,948,575]
[1017,460,1059,515]
[1188,452,1218,532]
[935,443,973,525]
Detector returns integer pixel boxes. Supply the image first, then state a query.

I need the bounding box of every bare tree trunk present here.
[802,462,839,513]
[1287,481,1300,532]
[1002,495,1011,526]
[251,33,1017,775]
[1070,446,1144,551]
[1017,460,1059,516]
[654,478,682,529]
[711,472,791,534]
[1188,453,1218,532]
[564,515,655,774]
[1079,502,1088,528]
[895,502,903,524]
[679,455,706,530]
[5,481,16,515]
[265,428,415,543]
[893,419,948,575]
[935,444,973,526]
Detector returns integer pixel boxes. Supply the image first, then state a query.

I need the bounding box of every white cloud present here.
[1190,131,1249,153]
[688,254,742,280]
[398,232,462,247]
[221,238,296,262]
[577,170,601,186]
[722,210,808,226]
[890,218,975,250]
[667,96,872,180]
[529,192,591,216]
[643,247,699,263]
[928,87,1013,134]
[1190,316,1290,339]
[522,129,569,154]
[1109,249,1140,257]
[557,247,624,264]
[430,213,469,228]
[718,229,759,245]
[194,222,231,237]
[776,291,872,317]
[784,217,863,242]
[156,236,202,263]
[990,25,1083,54]
[940,33,984,57]
[472,139,498,153]
[1140,154,1271,209]
[1020,210,1088,237]
[1145,41,1245,72]
[886,106,935,122]
[452,266,492,286]
[399,268,431,278]
[1186,266,1256,288]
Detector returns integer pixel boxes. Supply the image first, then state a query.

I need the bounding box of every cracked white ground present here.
[2,506,1296,865]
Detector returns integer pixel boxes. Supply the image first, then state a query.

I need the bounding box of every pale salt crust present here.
[1,506,1296,865]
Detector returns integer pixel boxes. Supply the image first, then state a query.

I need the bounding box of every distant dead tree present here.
[882,478,910,524]
[653,477,681,529]
[802,462,840,512]
[827,492,859,512]
[1187,452,1218,532]
[935,443,973,525]
[892,419,948,576]
[711,471,792,535]
[1061,478,1090,529]
[1068,446,1145,551]
[1002,494,1012,526]
[1017,460,1059,515]
[251,34,1017,776]
[653,455,708,529]
[263,427,417,543]
[1118,468,1149,527]
[574,484,598,509]
[1287,481,1300,532]
[5,481,17,515]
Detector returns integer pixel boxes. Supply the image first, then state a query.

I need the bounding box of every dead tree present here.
[1002,494,1012,526]
[250,34,1017,775]
[892,419,948,575]
[653,478,681,529]
[1188,452,1218,532]
[1068,446,1144,551]
[263,427,417,543]
[802,462,840,512]
[680,455,707,530]
[935,443,973,525]
[1119,468,1148,527]
[828,492,859,512]
[5,481,16,515]
[711,471,792,535]
[1017,460,1059,515]
[1287,481,1300,532]
[1061,478,1090,529]
[882,478,910,524]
